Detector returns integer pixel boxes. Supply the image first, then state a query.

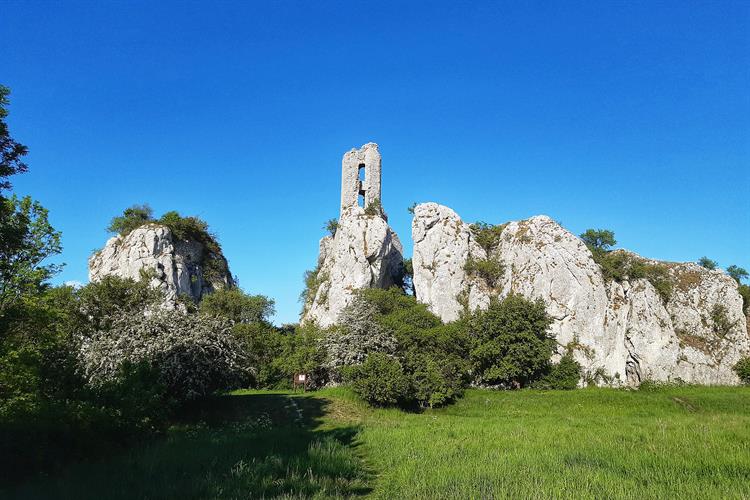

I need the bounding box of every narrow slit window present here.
[358,194,365,207]
[358,164,366,182]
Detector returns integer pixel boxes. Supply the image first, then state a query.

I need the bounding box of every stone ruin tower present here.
[301,142,403,327]
[340,142,382,215]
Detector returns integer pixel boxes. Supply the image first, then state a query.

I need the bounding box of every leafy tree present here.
[0,196,62,315]
[407,203,417,215]
[344,353,411,407]
[271,323,328,388]
[580,229,616,252]
[323,218,338,237]
[727,265,749,284]
[78,310,249,401]
[322,294,397,375]
[200,288,275,325]
[468,294,555,387]
[76,275,161,330]
[0,85,28,193]
[106,204,154,235]
[697,256,718,270]
[402,258,414,296]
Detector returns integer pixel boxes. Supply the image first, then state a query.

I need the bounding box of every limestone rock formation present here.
[89,224,233,305]
[412,202,749,386]
[302,206,404,327]
[301,142,404,327]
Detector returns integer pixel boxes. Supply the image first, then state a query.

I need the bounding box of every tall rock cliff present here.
[301,206,404,327]
[412,202,749,386]
[89,223,234,305]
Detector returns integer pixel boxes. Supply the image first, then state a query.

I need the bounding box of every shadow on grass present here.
[4,393,372,499]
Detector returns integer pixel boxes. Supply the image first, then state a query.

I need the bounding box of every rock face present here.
[302,206,404,327]
[412,202,749,386]
[89,224,234,305]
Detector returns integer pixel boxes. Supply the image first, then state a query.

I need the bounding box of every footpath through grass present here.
[3,386,749,499]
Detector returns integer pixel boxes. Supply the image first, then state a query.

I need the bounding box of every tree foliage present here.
[200,288,275,325]
[580,229,616,252]
[727,265,749,284]
[344,353,411,407]
[733,357,750,385]
[697,256,718,270]
[0,85,28,192]
[468,294,555,387]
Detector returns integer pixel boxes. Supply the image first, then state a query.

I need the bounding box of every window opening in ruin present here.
[358,194,365,207]
[358,164,366,182]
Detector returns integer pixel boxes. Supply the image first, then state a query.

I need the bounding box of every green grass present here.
[3,387,750,499]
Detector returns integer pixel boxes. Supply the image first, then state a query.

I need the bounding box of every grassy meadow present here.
[3,386,749,499]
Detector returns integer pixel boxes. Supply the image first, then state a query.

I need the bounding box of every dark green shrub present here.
[580,229,616,251]
[464,257,504,288]
[468,294,555,387]
[532,354,582,390]
[733,357,750,385]
[697,256,718,270]
[200,288,275,325]
[470,222,507,253]
[727,265,749,284]
[106,204,154,236]
[344,353,411,407]
[323,218,338,237]
[738,284,750,315]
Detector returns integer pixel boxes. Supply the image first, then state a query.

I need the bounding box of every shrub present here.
[739,284,750,315]
[580,229,616,252]
[76,276,161,330]
[78,311,250,402]
[322,295,397,376]
[697,257,718,270]
[364,198,383,216]
[727,265,749,284]
[733,357,750,385]
[200,288,275,324]
[464,256,504,288]
[344,353,411,407]
[300,265,327,310]
[107,204,154,236]
[323,218,338,237]
[532,354,582,390]
[271,323,328,389]
[470,222,507,253]
[468,294,555,387]
[340,288,470,408]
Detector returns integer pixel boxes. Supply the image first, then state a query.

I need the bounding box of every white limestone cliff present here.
[412,202,749,386]
[88,224,233,305]
[301,206,404,328]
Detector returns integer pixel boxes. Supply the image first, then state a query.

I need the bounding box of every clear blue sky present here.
[2,1,748,324]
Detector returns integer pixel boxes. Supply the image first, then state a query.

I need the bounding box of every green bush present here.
[733,357,750,385]
[739,284,750,315]
[468,294,555,387]
[727,265,749,284]
[470,222,507,253]
[344,353,411,407]
[464,257,504,288]
[580,229,616,251]
[697,256,718,270]
[323,218,338,237]
[364,198,383,216]
[532,354,582,390]
[200,288,275,325]
[106,204,154,236]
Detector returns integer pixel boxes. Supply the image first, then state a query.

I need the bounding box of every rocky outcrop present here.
[89,224,233,305]
[412,202,749,386]
[302,206,404,328]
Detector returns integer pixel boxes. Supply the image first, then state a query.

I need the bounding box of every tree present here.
[322,294,397,375]
[344,353,411,407]
[0,85,28,193]
[697,256,718,270]
[727,265,749,284]
[106,204,154,235]
[0,196,62,315]
[323,218,338,237]
[579,229,616,252]
[199,288,275,325]
[468,294,555,387]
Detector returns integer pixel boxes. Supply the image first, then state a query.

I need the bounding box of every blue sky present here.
[2,1,748,324]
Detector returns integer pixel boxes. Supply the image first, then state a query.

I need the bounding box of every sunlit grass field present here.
[4,386,749,499]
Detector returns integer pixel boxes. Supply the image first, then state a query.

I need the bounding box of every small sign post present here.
[293,373,308,392]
